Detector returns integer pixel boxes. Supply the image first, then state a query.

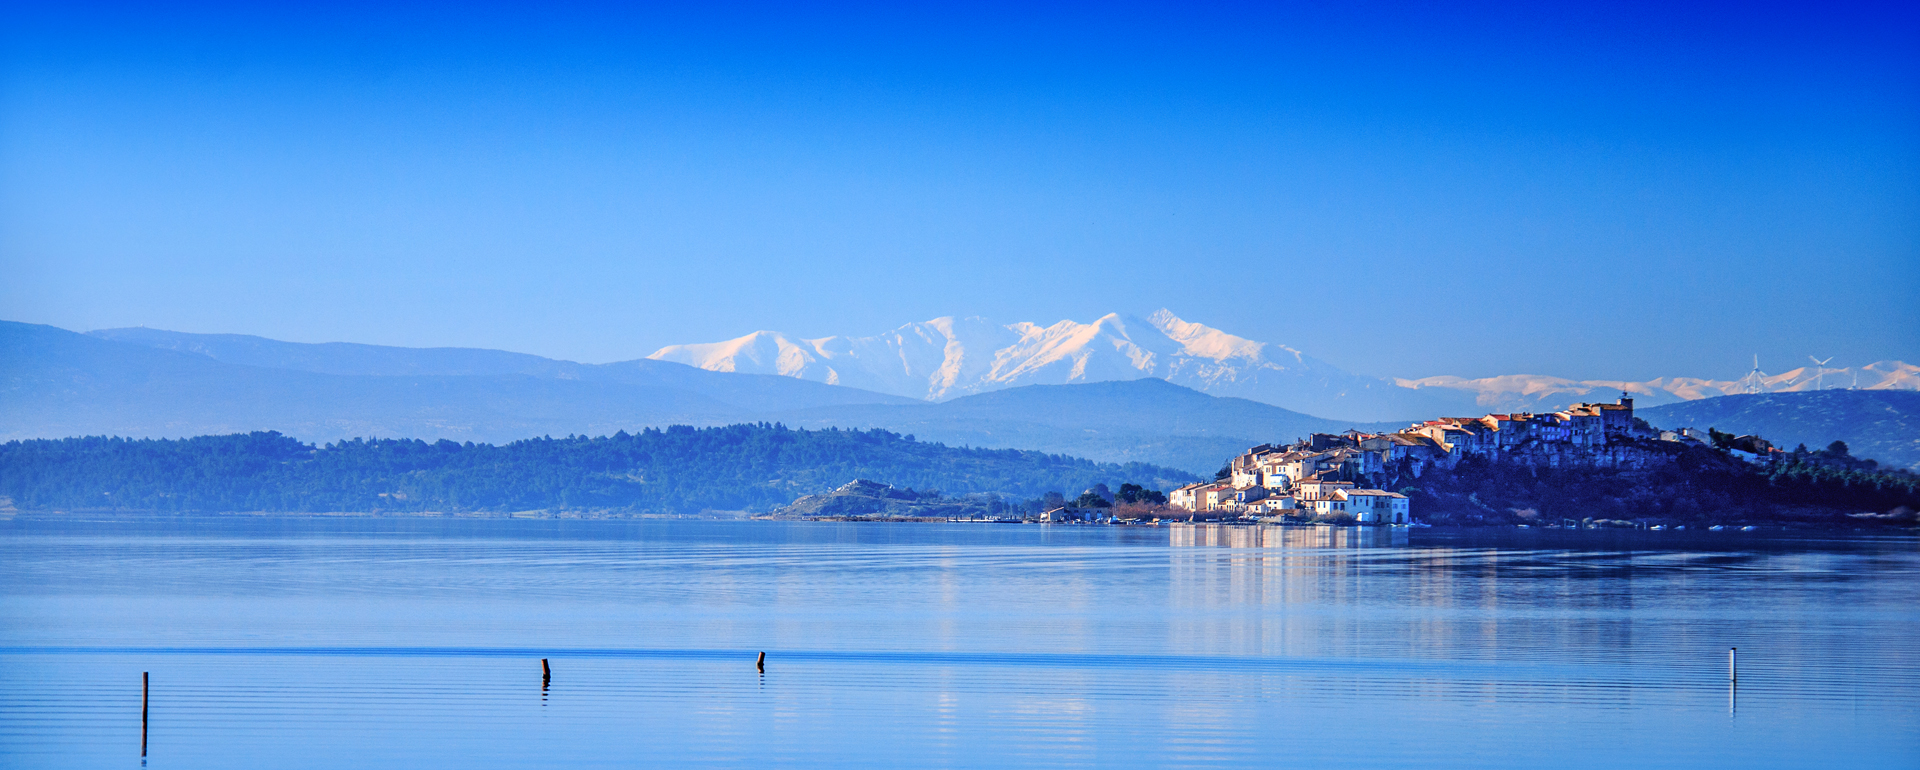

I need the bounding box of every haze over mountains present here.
[3,319,1914,473]
[6,321,907,444]
[1400,362,1920,415]
[650,310,1919,420]
[650,310,1454,421]
[5,321,1380,473]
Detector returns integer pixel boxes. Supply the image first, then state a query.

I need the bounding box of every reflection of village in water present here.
[1162,522,1474,665]
[1150,523,1773,730]
[1168,523,1409,548]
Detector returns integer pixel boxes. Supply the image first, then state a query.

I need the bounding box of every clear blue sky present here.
[3,1,1915,380]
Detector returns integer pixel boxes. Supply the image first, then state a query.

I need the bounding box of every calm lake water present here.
[1,517,1915,768]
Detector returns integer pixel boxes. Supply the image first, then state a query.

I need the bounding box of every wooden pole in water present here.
[756,652,765,674]
[1729,647,1737,682]
[541,658,551,679]
[141,671,148,757]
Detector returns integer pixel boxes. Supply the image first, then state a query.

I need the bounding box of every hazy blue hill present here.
[88,327,585,378]
[11,323,1402,473]
[35,322,1920,478]
[4,321,928,444]
[1,322,777,442]
[773,379,1403,474]
[86,326,917,409]
[1639,390,1920,471]
[582,359,919,409]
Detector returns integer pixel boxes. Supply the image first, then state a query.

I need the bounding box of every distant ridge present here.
[10,320,1913,476]
[82,325,916,408]
[87,326,586,378]
[1400,362,1920,414]
[775,379,1399,474]
[646,310,1917,420]
[3,321,906,445]
[648,310,1462,421]
[7,321,1385,473]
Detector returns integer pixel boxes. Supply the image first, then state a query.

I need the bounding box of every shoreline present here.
[3,508,1915,534]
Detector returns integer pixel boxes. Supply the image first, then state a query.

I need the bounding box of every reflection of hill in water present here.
[1168,523,1408,548]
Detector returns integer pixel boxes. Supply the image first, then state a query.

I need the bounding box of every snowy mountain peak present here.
[648,313,1919,421]
[1396,360,1920,411]
[646,311,1407,419]
[1147,308,1275,362]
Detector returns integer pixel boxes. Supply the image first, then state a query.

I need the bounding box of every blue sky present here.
[2,1,1915,380]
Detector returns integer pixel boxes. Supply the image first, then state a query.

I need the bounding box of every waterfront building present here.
[1343,490,1410,524]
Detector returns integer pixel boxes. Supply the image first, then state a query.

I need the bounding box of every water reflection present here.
[1167,524,1408,549]
[0,519,1914,770]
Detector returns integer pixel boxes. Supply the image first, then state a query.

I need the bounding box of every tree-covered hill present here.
[1394,440,1919,528]
[0,425,1197,515]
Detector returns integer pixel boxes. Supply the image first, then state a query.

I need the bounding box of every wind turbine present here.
[1739,355,1768,395]
[1808,356,1833,391]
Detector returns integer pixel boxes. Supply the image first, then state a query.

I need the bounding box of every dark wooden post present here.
[757,652,766,674]
[141,672,148,757]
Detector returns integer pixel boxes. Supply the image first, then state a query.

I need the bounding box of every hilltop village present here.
[1170,395,1653,523]
[751,392,1915,528]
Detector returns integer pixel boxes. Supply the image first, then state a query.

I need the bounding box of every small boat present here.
[1709,525,1726,531]
[1740,525,1759,532]
[1649,525,1666,531]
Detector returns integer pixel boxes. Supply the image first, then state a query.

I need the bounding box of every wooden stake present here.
[1729,647,1737,682]
[757,652,766,674]
[541,658,551,679]
[141,671,148,757]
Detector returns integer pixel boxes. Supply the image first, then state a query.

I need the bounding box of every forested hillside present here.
[0,425,1196,515]
[1396,442,1920,528]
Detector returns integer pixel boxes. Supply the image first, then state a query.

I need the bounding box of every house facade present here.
[1343,490,1410,524]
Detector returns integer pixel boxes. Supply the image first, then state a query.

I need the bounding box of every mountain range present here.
[650,310,1459,421]
[4,321,1382,473]
[649,310,1918,420]
[1399,362,1920,415]
[2,319,1914,474]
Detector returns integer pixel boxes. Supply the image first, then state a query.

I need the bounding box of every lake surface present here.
[1,517,1915,768]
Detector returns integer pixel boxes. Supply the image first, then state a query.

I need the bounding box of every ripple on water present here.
[0,519,1915,769]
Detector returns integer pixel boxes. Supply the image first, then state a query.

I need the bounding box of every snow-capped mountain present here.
[642,316,1019,400]
[649,311,1920,421]
[648,310,1459,421]
[1397,360,1920,412]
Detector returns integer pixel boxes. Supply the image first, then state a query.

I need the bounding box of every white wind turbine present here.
[1739,355,1769,394]
[1808,356,1833,391]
